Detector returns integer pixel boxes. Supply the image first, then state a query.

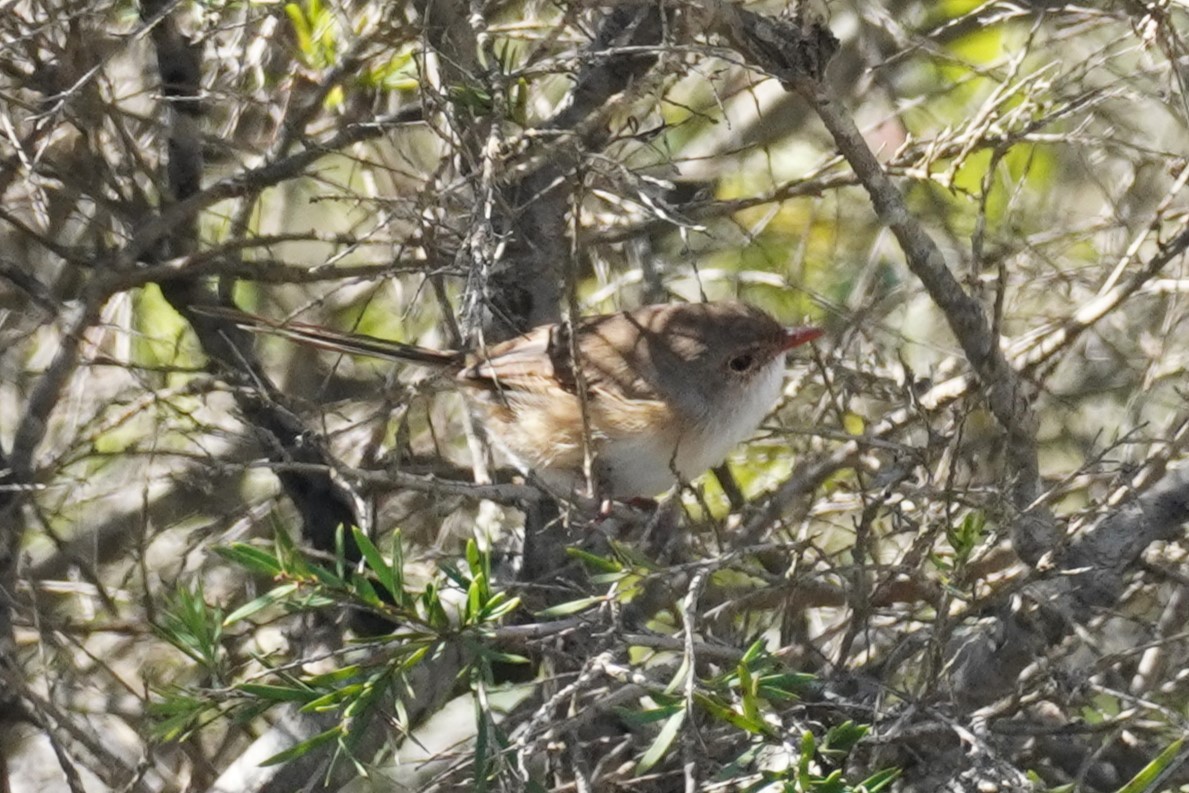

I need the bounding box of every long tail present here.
[193,305,460,368]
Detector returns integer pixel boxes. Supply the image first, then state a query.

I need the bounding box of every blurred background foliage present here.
[2,0,1188,791]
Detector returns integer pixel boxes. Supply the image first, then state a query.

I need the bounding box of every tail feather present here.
[193,305,459,369]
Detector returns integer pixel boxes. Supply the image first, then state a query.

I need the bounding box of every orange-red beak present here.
[781,327,824,351]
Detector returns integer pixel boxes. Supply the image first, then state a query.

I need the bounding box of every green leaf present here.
[476,594,520,622]
[757,672,816,701]
[439,562,469,590]
[223,583,299,626]
[349,571,382,607]
[236,683,314,703]
[363,51,418,91]
[272,524,305,574]
[302,684,362,713]
[466,538,486,579]
[609,541,660,572]
[566,547,623,573]
[812,769,845,792]
[155,583,224,673]
[823,720,869,755]
[422,581,451,630]
[1116,738,1185,793]
[388,530,405,594]
[740,638,766,665]
[636,707,685,775]
[738,662,760,725]
[856,767,901,792]
[446,83,493,113]
[133,284,200,368]
[535,596,602,617]
[510,78,529,126]
[590,570,631,585]
[284,0,338,69]
[473,646,529,665]
[466,573,485,623]
[284,3,312,56]
[342,669,394,724]
[334,524,346,580]
[947,511,987,563]
[351,526,397,599]
[304,555,345,588]
[261,725,342,766]
[798,730,816,788]
[303,666,362,688]
[714,744,764,785]
[693,692,768,735]
[398,642,432,670]
[149,690,213,741]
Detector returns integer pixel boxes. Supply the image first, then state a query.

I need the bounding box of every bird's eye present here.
[728,353,755,373]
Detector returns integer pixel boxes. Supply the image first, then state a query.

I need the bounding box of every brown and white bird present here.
[200,302,822,498]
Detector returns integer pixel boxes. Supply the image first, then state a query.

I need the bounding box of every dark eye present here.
[728,353,755,373]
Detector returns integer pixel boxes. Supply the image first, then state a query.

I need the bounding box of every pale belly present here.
[471,358,786,499]
[579,359,787,498]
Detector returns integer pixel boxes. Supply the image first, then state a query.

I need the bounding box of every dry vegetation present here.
[2,1,1189,791]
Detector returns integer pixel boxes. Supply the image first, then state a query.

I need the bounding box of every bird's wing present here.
[459,316,674,439]
[457,324,561,391]
[458,317,645,395]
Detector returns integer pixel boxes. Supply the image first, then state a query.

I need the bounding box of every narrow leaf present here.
[260,726,342,766]
[236,683,313,703]
[636,708,685,775]
[216,544,283,576]
[857,767,901,792]
[566,547,622,573]
[1116,738,1185,793]
[535,596,602,617]
[352,526,396,598]
[223,583,299,626]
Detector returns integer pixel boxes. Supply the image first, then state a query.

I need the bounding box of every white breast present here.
[599,359,786,498]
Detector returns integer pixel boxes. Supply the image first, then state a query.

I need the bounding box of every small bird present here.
[199,302,822,498]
